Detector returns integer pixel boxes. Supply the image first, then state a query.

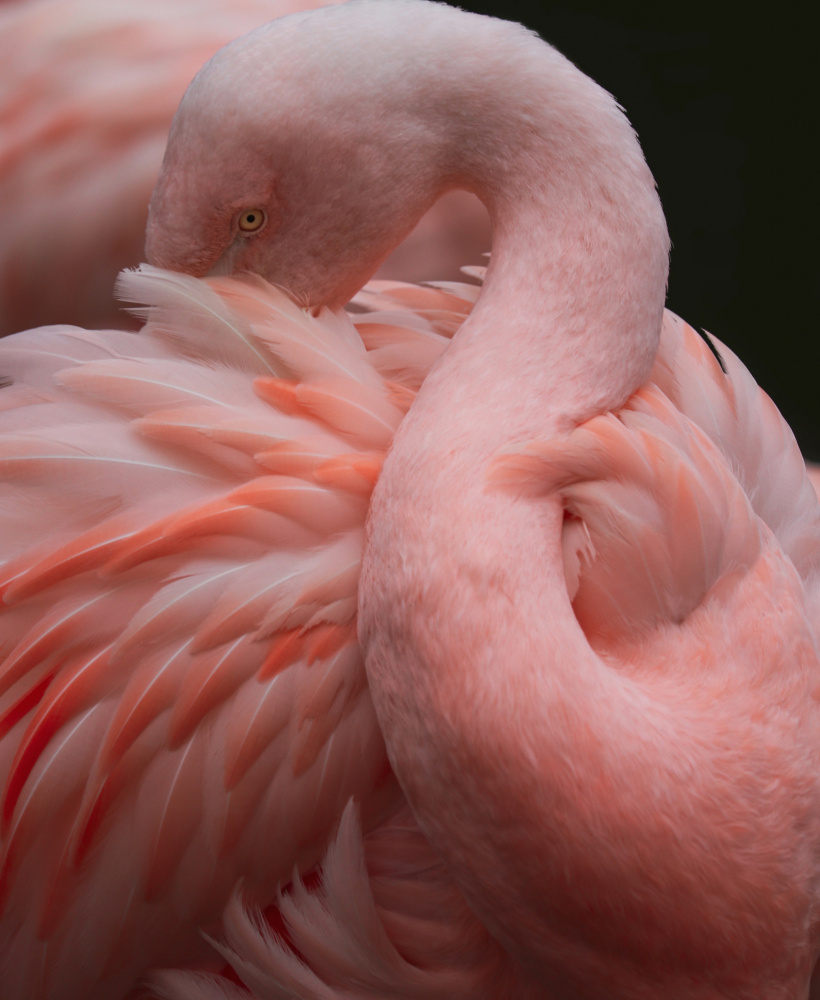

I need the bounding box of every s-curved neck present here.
[358,10,673,984]
[343,0,820,992]
[358,5,820,984]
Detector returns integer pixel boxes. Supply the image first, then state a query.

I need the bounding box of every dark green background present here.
[451,2,815,460]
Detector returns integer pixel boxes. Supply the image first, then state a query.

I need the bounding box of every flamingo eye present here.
[237,209,266,234]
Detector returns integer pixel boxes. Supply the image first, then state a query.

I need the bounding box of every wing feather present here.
[491,347,780,651]
[649,314,820,585]
[1,263,478,997]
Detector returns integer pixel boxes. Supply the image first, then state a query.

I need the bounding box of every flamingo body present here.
[2,273,817,997]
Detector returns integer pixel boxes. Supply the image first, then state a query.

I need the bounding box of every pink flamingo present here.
[0,0,489,337]
[1,1,818,997]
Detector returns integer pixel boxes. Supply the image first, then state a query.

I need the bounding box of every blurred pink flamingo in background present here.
[1,1,819,998]
[0,0,490,337]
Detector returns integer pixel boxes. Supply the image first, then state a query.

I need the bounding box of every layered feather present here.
[0,266,475,1000]
[147,802,532,1000]
[493,312,820,650]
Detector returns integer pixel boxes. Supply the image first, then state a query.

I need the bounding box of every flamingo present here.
[0,0,490,337]
[1,2,818,998]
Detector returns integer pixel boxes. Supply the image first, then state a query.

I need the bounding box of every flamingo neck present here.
[428,27,670,433]
[358,36,674,984]
[357,15,811,997]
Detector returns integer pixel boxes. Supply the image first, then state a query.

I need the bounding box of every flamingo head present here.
[145,1,470,309]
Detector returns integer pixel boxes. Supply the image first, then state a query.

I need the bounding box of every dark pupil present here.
[245,214,256,224]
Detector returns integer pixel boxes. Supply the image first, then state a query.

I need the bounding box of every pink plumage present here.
[1,1,819,997]
[0,266,484,998]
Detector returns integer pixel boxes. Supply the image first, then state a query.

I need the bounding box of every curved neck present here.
[429,24,669,432]
[359,16,672,974]
[357,9,812,997]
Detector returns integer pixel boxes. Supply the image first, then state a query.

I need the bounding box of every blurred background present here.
[0,0,813,458]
